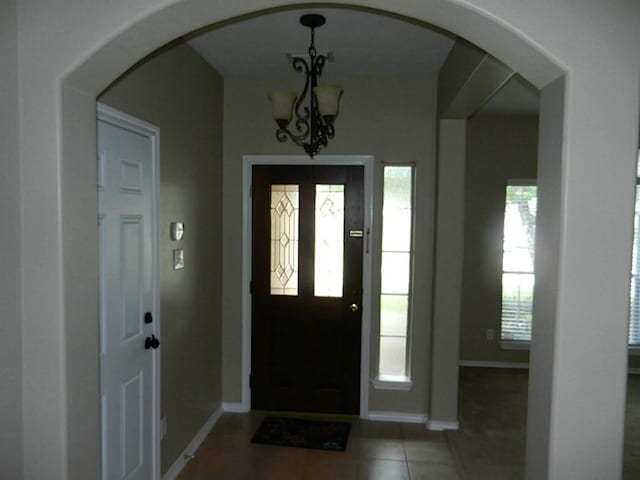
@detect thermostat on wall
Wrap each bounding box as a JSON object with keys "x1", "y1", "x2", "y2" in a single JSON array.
[{"x1": 170, "y1": 222, "x2": 184, "y2": 240}]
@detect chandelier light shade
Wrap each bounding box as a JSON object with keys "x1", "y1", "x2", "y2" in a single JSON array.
[
  {"x1": 268, "y1": 14, "x2": 343, "y2": 157},
  {"x1": 267, "y1": 91, "x2": 298, "y2": 127},
  {"x1": 313, "y1": 85, "x2": 342, "y2": 118}
]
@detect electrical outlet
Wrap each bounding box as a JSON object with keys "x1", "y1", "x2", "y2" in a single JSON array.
[
  {"x1": 486, "y1": 328, "x2": 495, "y2": 341},
  {"x1": 161, "y1": 417, "x2": 167, "y2": 440}
]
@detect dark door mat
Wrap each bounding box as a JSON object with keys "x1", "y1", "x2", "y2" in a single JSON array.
[{"x1": 251, "y1": 416, "x2": 351, "y2": 451}]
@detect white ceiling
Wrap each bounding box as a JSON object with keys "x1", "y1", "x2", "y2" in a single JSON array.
[
  {"x1": 188, "y1": 7, "x2": 539, "y2": 113},
  {"x1": 188, "y1": 8, "x2": 455, "y2": 77}
]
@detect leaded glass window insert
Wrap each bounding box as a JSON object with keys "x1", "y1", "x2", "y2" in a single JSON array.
[
  {"x1": 270, "y1": 184, "x2": 299, "y2": 296},
  {"x1": 379, "y1": 165, "x2": 414, "y2": 378},
  {"x1": 314, "y1": 184, "x2": 345, "y2": 297}
]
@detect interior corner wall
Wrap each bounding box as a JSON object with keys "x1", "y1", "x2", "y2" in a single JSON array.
[
  {"x1": 460, "y1": 115, "x2": 538, "y2": 363},
  {"x1": 0, "y1": 0, "x2": 23, "y2": 478},
  {"x1": 222, "y1": 75, "x2": 438, "y2": 414},
  {"x1": 98, "y1": 43, "x2": 224, "y2": 474}
]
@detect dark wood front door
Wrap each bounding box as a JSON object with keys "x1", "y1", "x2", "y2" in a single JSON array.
[{"x1": 251, "y1": 165, "x2": 364, "y2": 414}]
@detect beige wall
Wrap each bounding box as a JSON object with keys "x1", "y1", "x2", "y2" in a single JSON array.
[
  {"x1": 222, "y1": 75, "x2": 438, "y2": 414},
  {"x1": 0, "y1": 1, "x2": 23, "y2": 477},
  {"x1": 459, "y1": 115, "x2": 538, "y2": 363},
  {"x1": 99, "y1": 43, "x2": 224, "y2": 474}
]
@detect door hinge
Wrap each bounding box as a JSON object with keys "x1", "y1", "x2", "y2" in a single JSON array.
[{"x1": 366, "y1": 227, "x2": 371, "y2": 254}]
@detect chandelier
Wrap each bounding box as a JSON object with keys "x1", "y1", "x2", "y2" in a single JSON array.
[{"x1": 268, "y1": 14, "x2": 343, "y2": 157}]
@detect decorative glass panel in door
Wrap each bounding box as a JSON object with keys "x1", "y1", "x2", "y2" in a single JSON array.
[
  {"x1": 314, "y1": 184, "x2": 344, "y2": 297},
  {"x1": 270, "y1": 185, "x2": 299, "y2": 296}
]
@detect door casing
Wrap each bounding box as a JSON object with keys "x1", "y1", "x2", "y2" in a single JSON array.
[{"x1": 241, "y1": 155, "x2": 374, "y2": 416}]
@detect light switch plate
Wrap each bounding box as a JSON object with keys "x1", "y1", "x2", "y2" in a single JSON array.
[
  {"x1": 160, "y1": 417, "x2": 167, "y2": 440},
  {"x1": 173, "y1": 249, "x2": 184, "y2": 270}
]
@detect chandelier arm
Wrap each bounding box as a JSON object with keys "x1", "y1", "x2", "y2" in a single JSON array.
[
  {"x1": 309, "y1": 107, "x2": 322, "y2": 145},
  {"x1": 308, "y1": 53, "x2": 319, "y2": 150},
  {"x1": 275, "y1": 126, "x2": 307, "y2": 147},
  {"x1": 304, "y1": 112, "x2": 331, "y2": 157},
  {"x1": 293, "y1": 116, "x2": 310, "y2": 137},
  {"x1": 292, "y1": 57, "x2": 311, "y2": 124},
  {"x1": 324, "y1": 122, "x2": 335, "y2": 139},
  {"x1": 314, "y1": 55, "x2": 326, "y2": 77}
]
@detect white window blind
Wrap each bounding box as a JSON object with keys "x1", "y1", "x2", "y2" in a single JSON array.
[
  {"x1": 501, "y1": 183, "x2": 537, "y2": 342},
  {"x1": 629, "y1": 157, "x2": 640, "y2": 345}
]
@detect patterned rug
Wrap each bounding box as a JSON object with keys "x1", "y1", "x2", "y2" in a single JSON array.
[{"x1": 251, "y1": 416, "x2": 351, "y2": 452}]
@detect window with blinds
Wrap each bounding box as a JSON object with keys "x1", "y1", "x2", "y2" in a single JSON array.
[
  {"x1": 500, "y1": 165, "x2": 640, "y2": 346},
  {"x1": 629, "y1": 158, "x2": 640, "y2": 345},
  {"x1": 501, "y1": 182, "x2": 537, "y2": 342}
]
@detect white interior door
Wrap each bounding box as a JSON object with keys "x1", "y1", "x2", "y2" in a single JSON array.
[{"x1": 98, "y1": 104, "x2": 160, "y2": 480}]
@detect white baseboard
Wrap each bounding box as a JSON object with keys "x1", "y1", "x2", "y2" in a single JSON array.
[
  {"x1": 461, "y1": 361, "x2": 640, "y2": 374},
  {"x1": 364, "y1": 411, "x2": 428, "y2": 424},
  {"x1": 222, "y1": 401, "x2": 249, "y2": 413},
  {"x1": 427, "y1": 419, "x2": 460, "y2": 431},
  {"x1": 162, "y1": 405, "x2": 223, "y2": 480},
  {"x1": 459, "y1": 360, "x2": 529, "y2": 369}
]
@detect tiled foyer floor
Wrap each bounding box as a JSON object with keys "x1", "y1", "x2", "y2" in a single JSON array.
[
  {"x1": 179, "y1": 412, "x2": 461, "y2": 479},
  {"x1": 178, "y1": 368, "x2": 640, "y2": 479}
]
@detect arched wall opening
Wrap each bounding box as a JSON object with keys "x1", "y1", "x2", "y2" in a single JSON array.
[{"x1": 36, "y1": 1, "x2": 637, "y2": 478}]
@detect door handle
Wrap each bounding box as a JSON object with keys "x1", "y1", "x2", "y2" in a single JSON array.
[
  {"x1": 350, "y1": 303, "x2": 359, "y2": 313},
  {"x1": 144, "y1": 334, "x2": 160, "y2": 350}
]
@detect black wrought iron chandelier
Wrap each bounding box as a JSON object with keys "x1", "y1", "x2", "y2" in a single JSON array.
[{"x1": 268, "y1": 14, "x2": 343, "y2": 157}]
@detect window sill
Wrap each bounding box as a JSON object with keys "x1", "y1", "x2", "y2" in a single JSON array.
[
  {"x1": 371, "y1": 375, "x2": 413, "y2": 391},
  {"x1": 499, "y1": 340, "x2": 530, "y2": 351}
]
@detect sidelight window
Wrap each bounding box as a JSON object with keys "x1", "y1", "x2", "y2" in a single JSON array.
[{"x1": 378, "y1": 165, "x2": 414, "y2": 380}]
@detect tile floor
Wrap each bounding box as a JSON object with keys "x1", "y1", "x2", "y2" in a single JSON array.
[
  {"x1": 177, "y1": 368, "x2": 640, "y2": 479},
  {"x1": 178, "y1": 413, "x2": 460, "y2": 480}
]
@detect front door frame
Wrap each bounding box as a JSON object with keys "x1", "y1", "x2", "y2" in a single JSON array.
[{"x1": 241, "y1": 155, "x2": 374, "y2": 417}]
